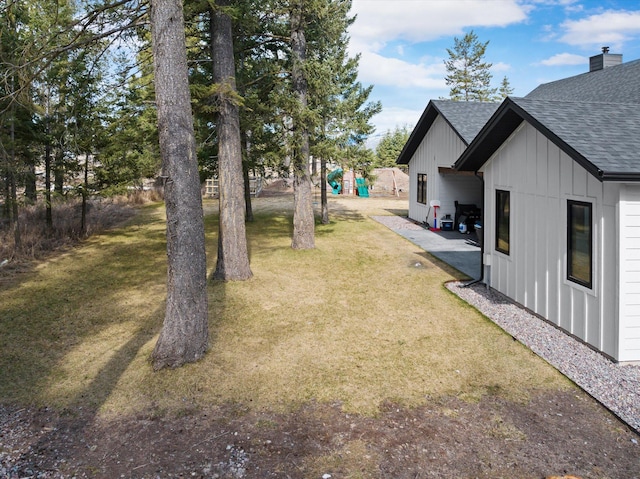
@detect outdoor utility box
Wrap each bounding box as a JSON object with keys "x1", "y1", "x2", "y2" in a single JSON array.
[{"x1": 440, "y1": 219, "x2": 454, "y2": 231}]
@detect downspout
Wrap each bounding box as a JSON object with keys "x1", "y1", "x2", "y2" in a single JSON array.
[{"x1": 463, "y1": 170, "x2": 485, "y2": 287}]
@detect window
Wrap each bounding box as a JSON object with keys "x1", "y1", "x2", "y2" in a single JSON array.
[
  {"x1": 495, "y1": 189, "x2": 510, "y2": 255},
  {"x1": 417, "y1": 174, "x2": 427, "y2": 204},
  {"x1": 567, "y1": 200, "x2": 592, "y2": 288}
]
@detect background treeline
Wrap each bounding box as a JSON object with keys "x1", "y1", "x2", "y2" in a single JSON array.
[{"x1": 0, "y1": 0, "x2": 409, "y2": 242}]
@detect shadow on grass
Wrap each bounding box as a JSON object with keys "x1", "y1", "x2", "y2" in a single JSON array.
[
  {"x1": 0, "y1": 207, "x2": 178, "y2": 474},
  {"x1": 0, "y1": 207, "x2": 168, "y2": 405}
]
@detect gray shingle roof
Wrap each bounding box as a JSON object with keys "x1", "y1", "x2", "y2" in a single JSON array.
[
  {"x1": 430, "y1": 100, "x2": 501, "y2": 144},
  {"x1": 455, "y1": 58, "x2": 640, "y2": 180},
  {"x1": 396, "y1": 100, "x2": 499, "y2": 165},
  {"x1": 526, "y1": 58, "x2": 640, "y2": 103},
  {"x1": 512, "y1": 98, "x2": 640, "y2": 178},
  {"x1": 455, "y1": 97, "x2": 640, "y2": 181}
]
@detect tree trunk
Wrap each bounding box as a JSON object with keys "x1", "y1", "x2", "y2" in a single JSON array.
[
  {"x1": 44, "y1": 134, "x2": 52, "y2": 230},
  {"x1": 9, "y1": 103, "x2": 20, "y2": 248},
  {"x1": 211, "y1": 0, "x2": 252, "y2": 281},
  {"x1": 24, "y1": 159, "x2": 36, "y2": 204},
  {"x1": 81, "y1": 152, "x2": 89, "y2": 236},
  {"x1": 150, "y1": 0, "x2": 209, "y2": 370},
  {"x1": 54, "y1": 148, "x2": 64, "y2": 195},
  {"x1": 290, "y1": 4, "x2": 315, "y2": 249},
  {"x1": 321, "y1": 156, "x2": 328, "y2": 224},
  {"x1": 242, "y1": 160, "x2": 254, "y2": 222}
]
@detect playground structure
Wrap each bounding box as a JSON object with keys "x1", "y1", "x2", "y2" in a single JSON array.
[
  {"x1": 327, "y1": 167, "x2": 343, "y2": 194},
  {"x1": 327, "y1": 168, "x2": 369, "y2": 197}
]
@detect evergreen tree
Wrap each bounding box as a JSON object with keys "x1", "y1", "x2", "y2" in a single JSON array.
[
  {"x1": 211, "y1": 0, "x2": 252, "y2": 281},
  {"x1": 97, "y1": 51, "x2": 160, "y2": 194},
  {"x1": 288, "y1": 0, "x2": 315, "y2": 250},
  {"x1": 150, "y1": 0, "x2": 209, "y2": 370},
  {"x1": 444, "y1": 30, "x2": 496, "y2": 102},
  {"x1": 375, "y1": 126, "x2": 410, "y2": 168},
  {"x1": 496, "y1": 75, "x2": 514, "y2": 100},
  {"x1": 305, "y1": 0, "x2": 380, "y2": 224}
]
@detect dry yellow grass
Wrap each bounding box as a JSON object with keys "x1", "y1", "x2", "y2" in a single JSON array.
[{"x1": 0, "y1": 194, "x2": 569, "y2": 419}]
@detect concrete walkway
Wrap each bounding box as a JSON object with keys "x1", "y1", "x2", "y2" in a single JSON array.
[{"x1": 372, "y1": 216, "x2": 482, "y2": 280}]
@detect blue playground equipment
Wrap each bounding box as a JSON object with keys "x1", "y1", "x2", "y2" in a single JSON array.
[
  {"x1": 355, "y1": 178, "x2": 369, "y2": 197},
  {"x1": 327, "y1": 168, "x2": 343, "y2": 194}
]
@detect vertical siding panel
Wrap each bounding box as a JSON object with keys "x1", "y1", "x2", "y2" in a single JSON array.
[
  {"x1": 510, "y1": 131, "x2": 525, "y2": 303},
  {"x1": 620, "y1": 185, "x2": 640, "y2": 361},
  {"x1": 571, "y1": 164, "x2": 591, "y2": 341},
  {"x1": 547, "y1": 144, "x2": 561, "y2": 325},
  {"x1": 546, "y1": 195, "x2": 560, "y2": 324},
  {"x1": 558, "y1": 155, "x2": 573, "y2": 332},
  {"x1": 409, "y1": 115, "x2": 470, "y2": 226},
  {"x1": 534, "y1": 132, "x2": 548, "y2": 316},
  {"x1": 586, "y1": 176, "x2": 603, "y2": 349},
  {"x1": 601, "y1": 185, "x2": 619, "y2": 358}
]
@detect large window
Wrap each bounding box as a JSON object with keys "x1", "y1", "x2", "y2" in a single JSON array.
[
  {"x1": 567, "y1": 200, "x2": 592, "y2": 288},
  {"x1": 417, "y1": 174, "x2": 427, "y2": 204},
  {"x1": 495, "y1": 189, "x2": 510, "y2": 255}
]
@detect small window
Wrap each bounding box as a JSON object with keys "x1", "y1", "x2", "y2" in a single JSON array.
[
  {"x1": 567, "y1": 200, "x2": 592, "y2": 288},
  {"x1": 495, "y1": 189, "x2": 510, "y2": 255},
  {"x1": 417, "y1": 174, "x2": 427, "y2": 205}
]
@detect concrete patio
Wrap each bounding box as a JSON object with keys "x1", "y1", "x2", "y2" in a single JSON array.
[{"x1": 372, "y1": 216, "x2": 482, "y2": 280}]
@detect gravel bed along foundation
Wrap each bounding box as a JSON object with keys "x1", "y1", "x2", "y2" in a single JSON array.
[{"x1": 447, "y1": 281, "x2": 640, "y2": 434}]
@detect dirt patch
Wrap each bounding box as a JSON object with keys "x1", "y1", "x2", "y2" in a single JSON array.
[
  {"x1": 2, "y1": 389, "x2": 639, "y2": 478},
  {"x1": 3, "y1": 192, "x2": 640, "y2": 478}
]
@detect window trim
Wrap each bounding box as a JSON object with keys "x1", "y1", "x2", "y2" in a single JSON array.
[
  {"x1": 567, "y1": 199, "x2": 593, "y2": 289},
  {"x1": 417, "y1": 173, "x2": 427, "y2": 205},
  {"x1": 495, "y1": 189, "x2": 510, "y2": 256}
]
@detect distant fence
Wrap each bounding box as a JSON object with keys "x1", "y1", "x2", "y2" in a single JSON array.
[{"x1": 205, "y1": 177, "x2": 263, "y2": 198}]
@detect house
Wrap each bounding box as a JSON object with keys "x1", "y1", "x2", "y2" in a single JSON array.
[
  {"x1": 453, "y1": 52, "x2": 640, "y2": 362},
  {"x1": 396, "y1": 100, "x2": 499, "y2": 229}
]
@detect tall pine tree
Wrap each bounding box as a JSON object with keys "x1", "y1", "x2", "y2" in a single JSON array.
[{"x1": 444, "y1": 30, "x2": 496, "y2": 102}]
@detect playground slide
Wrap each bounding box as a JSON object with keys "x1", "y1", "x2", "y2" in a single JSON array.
[
  {"x1": 356, "y1": 178, "x2": 369, "y2": 197},
  {"x1": 327, "y1": 168, "x2": 343, "y2": 194}
]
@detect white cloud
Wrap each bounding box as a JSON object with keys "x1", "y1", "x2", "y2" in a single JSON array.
[
  {"x1": 350, "y1": 0, "x2": 528, "y2": 49},
  {"x1": 492, "y1": 62, "x2": 511, "y2": 73},
  {"x1": 539, "y1": 52, "x2": 586, "y2": 66},
  {"x1": 358, "y1": 51, "x2": 447, "y2": 89},
  {"x1": 559, "y1": 10, "x2": 640, "y2": 49},
  {"x1": 366, "y1": 107, "x2": 424, "y2": 147}
]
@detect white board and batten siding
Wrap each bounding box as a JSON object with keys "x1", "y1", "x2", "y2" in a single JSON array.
[
  {"x1": 619, "y1": 185, "x2": 640, "y2": 362},
  {"x1": 408, "y1": 115, "x2": 470, "y2": 225},
  {"x1": 481, "y1": 121, "x2": 629, "y2": 361}
]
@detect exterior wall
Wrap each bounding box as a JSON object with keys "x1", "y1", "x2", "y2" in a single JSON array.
[
  {"x1": 481, "y1": 121, "x2": 625, "y2": 360},
  {"x1": 619, "y1": 184, "x2": 640, "y2": 361},
  {"x1": 407, "y1": 115, "x2": 470, "y2": 225}
]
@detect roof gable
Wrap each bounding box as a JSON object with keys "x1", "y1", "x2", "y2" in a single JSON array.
[
  {"x1": 455, "y1": 97, "x2": 640, "y2": 181},
  {"x1": 396, "y1": 100, "x2": 499, "y2": 165}
]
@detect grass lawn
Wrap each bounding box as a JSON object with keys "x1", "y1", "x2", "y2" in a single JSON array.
[{"x1": 0, "y1": 194, "x2": 569, "y2": 419}]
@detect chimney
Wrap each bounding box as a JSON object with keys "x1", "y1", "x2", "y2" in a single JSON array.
[{"x1": 589, "y1": 47, "x2": 622, "y2": 72}]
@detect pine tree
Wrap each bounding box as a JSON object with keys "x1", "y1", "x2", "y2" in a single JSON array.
[
  {"x1": 211, "y1": 0, "x2": 253, "y2": 281},
  {"x1": 375, "y1": 126, "x2": 410, "y2": 168},
  {"x1": 444, "y1": 30, "x2": 496, "y2": 102},
  {"x1": 149, "y1": 0, "x2": 209, "y2": 370},
  {"x1": 495, "y1": 75, "x2": 514, "y2": 100}
]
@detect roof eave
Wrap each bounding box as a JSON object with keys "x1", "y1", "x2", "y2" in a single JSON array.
[
  {"x1": 454, "y1": 98, "x2": 523, "y2": 172},
  {"x1": 600, "y1": 171, "x2": 640, "y2": 182},
  {"x1": 454, "y1": 98, "x2": 612, "y2": 183}
]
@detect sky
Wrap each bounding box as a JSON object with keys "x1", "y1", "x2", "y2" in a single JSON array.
[{"x1": 346, "y1": 0, "x2": 640, "y2": 145}]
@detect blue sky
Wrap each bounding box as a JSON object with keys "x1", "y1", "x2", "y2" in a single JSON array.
[{"x1": 346, "y1": 0, "x2": 640, "y2": 145}]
